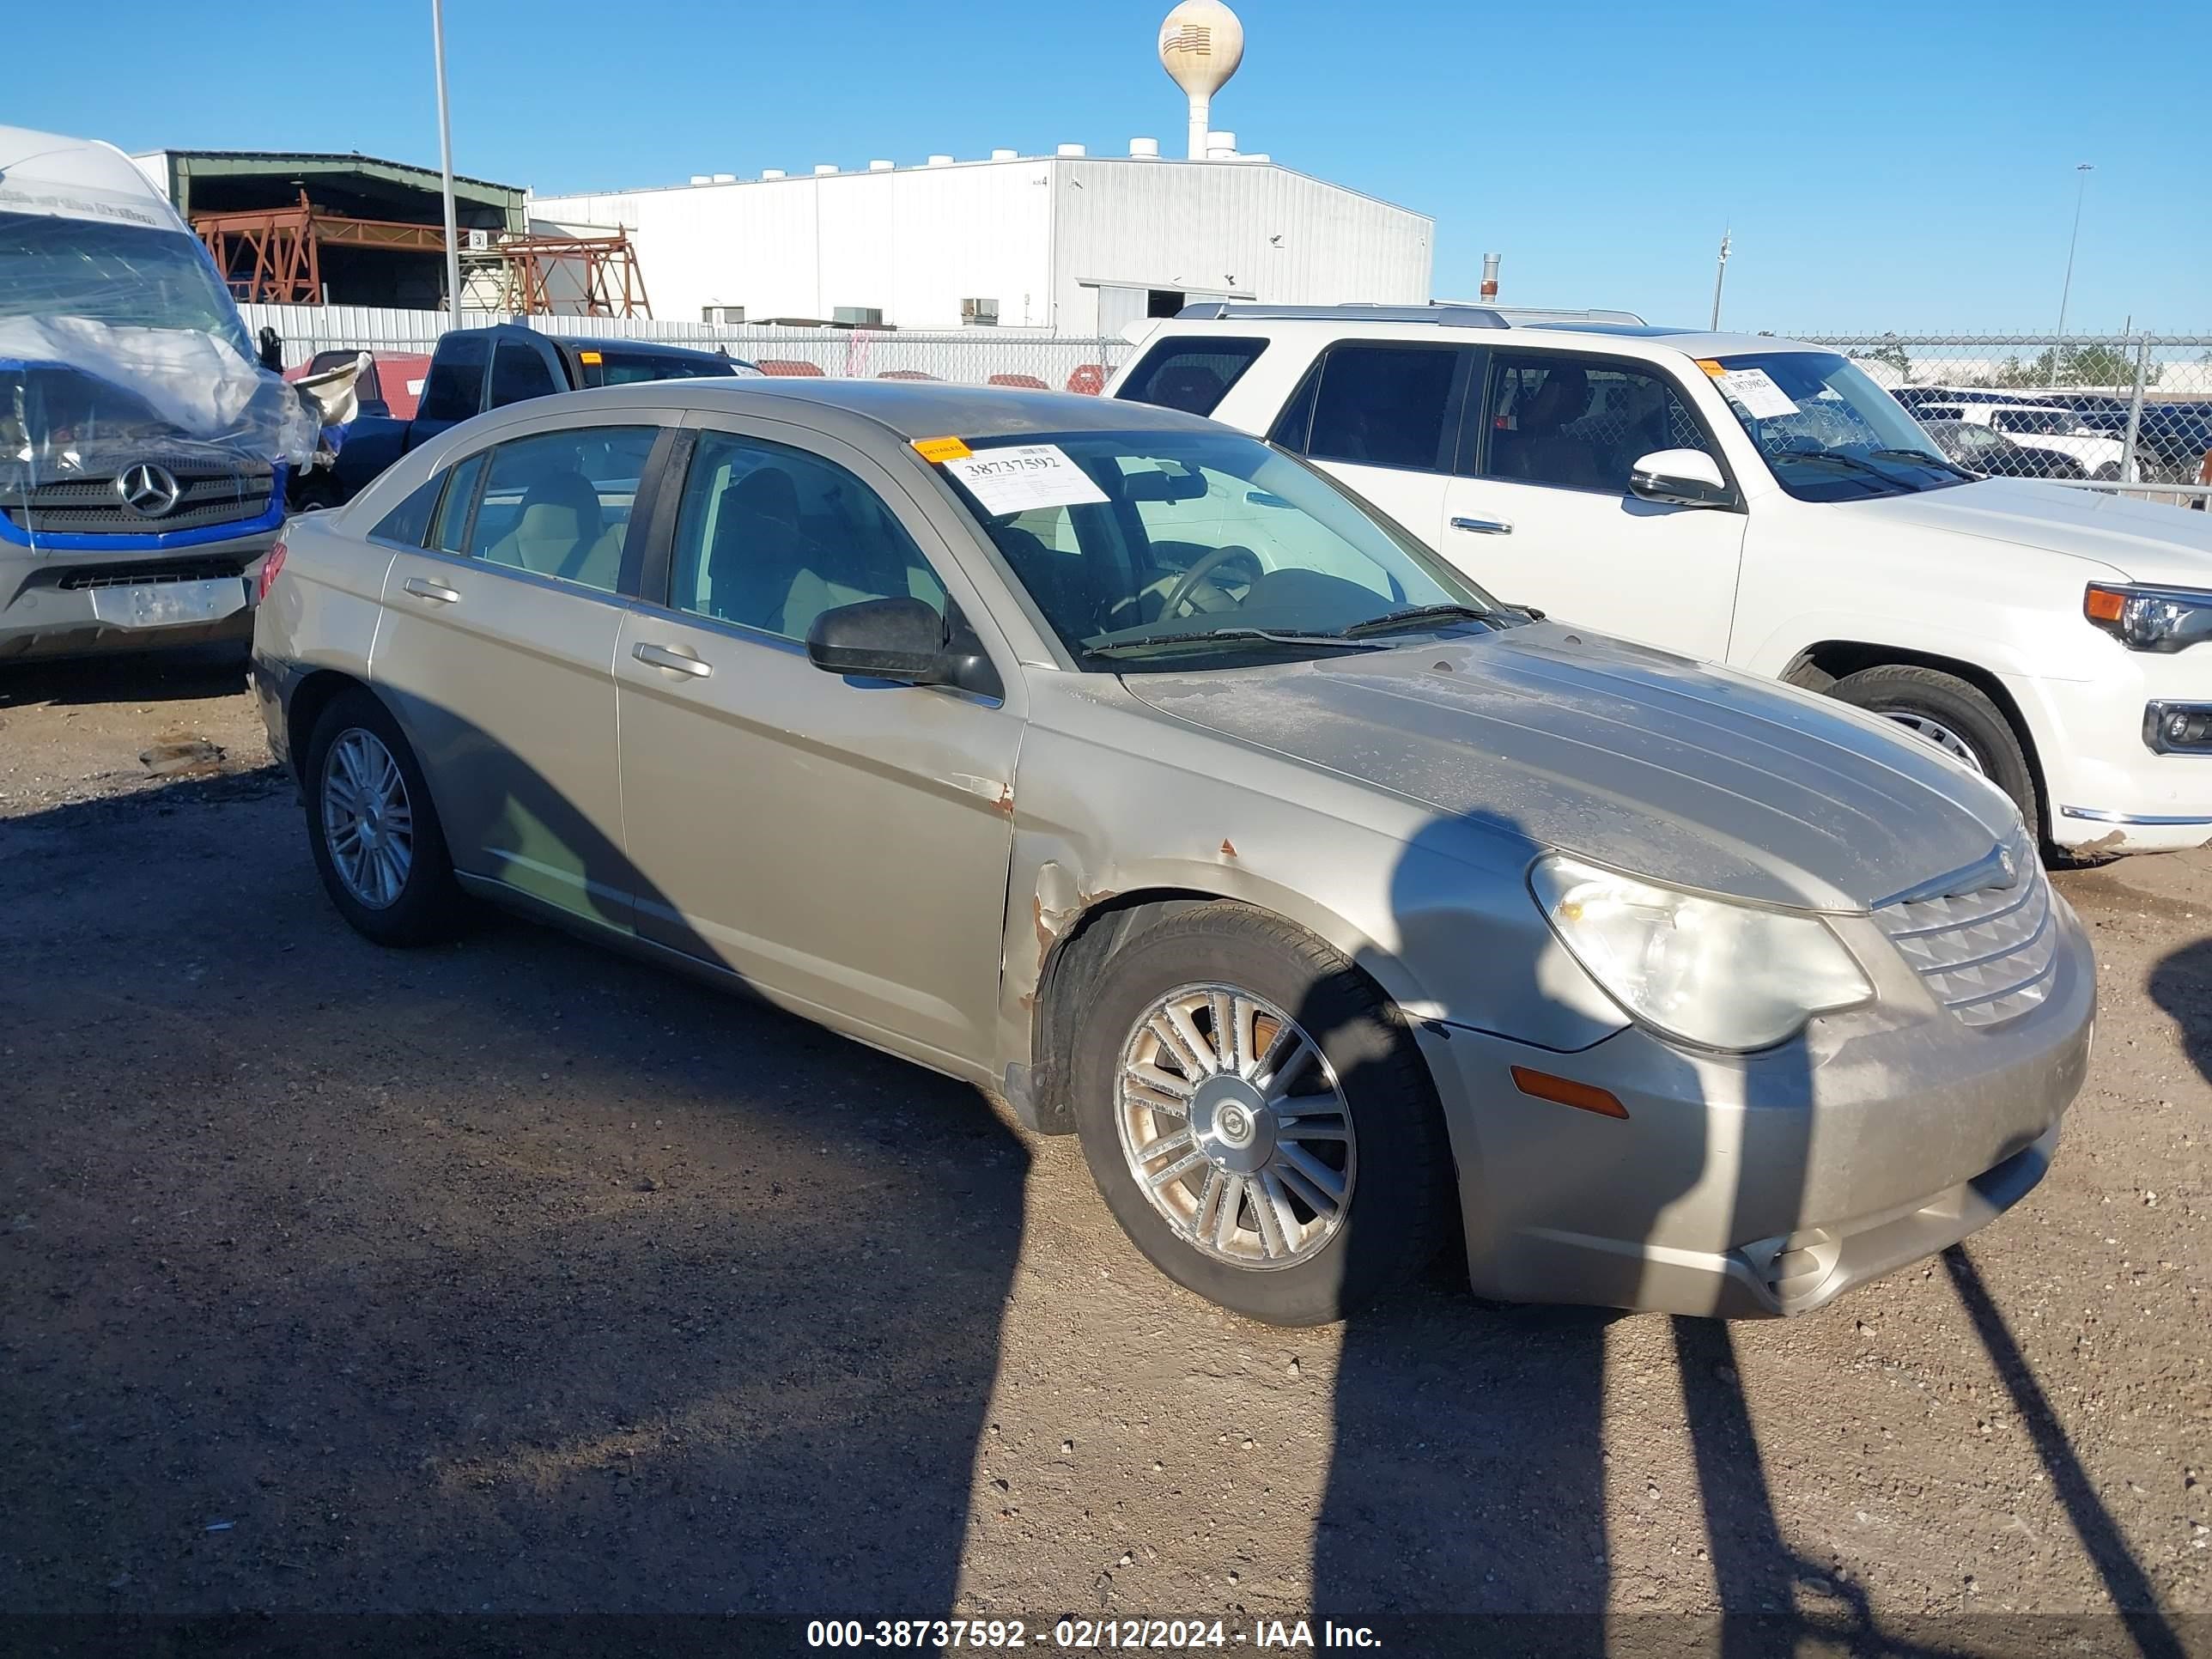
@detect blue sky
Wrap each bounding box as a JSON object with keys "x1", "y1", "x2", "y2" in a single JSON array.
[{"x1": 12, "y1": 0, "x2": 2205, "y2": 333}]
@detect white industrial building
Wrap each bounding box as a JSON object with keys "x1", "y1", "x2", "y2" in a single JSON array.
[{"x1": 530, "y1": 144, "x2": 1433, "y2": 337}]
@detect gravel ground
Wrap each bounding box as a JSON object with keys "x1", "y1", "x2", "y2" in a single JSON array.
[{"x1": 2, "y1": 650, "x2": 2207, "y2": 1650}]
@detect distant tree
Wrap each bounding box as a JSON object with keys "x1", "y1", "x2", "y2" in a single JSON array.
[
  {"x1": 1850, "y1": 338, "x2": 1912, "y2": 381},
  {"x1": 1993, "y1": 343, "x2": 2137, "y2": 389}
]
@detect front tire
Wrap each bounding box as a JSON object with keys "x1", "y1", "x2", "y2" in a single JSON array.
[
  {"x1": 302, "y1": 688, "x2": 467, "y2": 945},
  {"x1": 1827, "y1": 665, "x2": 2040, "y2": 845},
  {"x1": 1070, "y1": 902, "x2": 1453, "y2": 1326}
]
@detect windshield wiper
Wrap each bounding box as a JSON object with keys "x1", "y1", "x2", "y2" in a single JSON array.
[
  {"x1": 1340, "y1": 601, "x2": 1522, "y2": 639},
  {"x1": 1082, "y1": 626, "x2": 1388, "y2": 659},
  {"x1": 1869, "y1": 447, "x2": 1976, "y2": 480}
]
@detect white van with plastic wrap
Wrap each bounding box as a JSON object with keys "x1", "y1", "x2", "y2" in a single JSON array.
[{"x1": 0, "y1": 125, "x2": 349, "y2": 662}]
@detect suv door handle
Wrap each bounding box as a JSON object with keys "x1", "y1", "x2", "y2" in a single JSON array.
[
  {"x1": 402, "y1": 576, "x2": 462, "y2": 603},
  {"x1": 633, "y1": 641, "x2": 713, "y2": 678},
  {"x1": 1449, "y1": 516, "x2": 1514, "y2": 536}
]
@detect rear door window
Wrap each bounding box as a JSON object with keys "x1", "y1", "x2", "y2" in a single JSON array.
[
  {"x1": 466, "y1": 427, "x2": 660, "y2": 594},
  {"x1": 1115, "y1": 337, "x2": 1269, "y2": 416},
  {"x1": 489, "y1": 337, "x2": 562, "y2": 408},
  {"x1": 1302, "y1": 344, "x2": 1468, "y2": 472},
  {"x1": 416, "y1": 332, "x2": 490, "y2": 424},
  {"x1": 429, "y1": 453, "x2": 487, "y2": 555}
]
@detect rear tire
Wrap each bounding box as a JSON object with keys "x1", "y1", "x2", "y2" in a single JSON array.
[
  {"x1": 302, "y1": 688, "x2": 468, "y2": 946},
  {"x1": 1069, "y1": 902, "x2": 1453, "y2": 1326},
  {"x1": 1827, "y1": 665, "x2": 2040, "y2": 845}
]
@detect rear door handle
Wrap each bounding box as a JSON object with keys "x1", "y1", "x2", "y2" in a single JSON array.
[
  {"x1": 1449, "y1": 515, "x2": 1514, "y2": 536},
  {"x1": 402, "y1": 576, "x2": 462, "y2": 603},
  {"x1": 633, "y1": 641, "x2": 713, "y2": 678}
]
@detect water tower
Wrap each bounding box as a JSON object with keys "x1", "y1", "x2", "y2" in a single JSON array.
[{"x1": 1158, "y1": 0, "x2": 1245, "y2": 161}]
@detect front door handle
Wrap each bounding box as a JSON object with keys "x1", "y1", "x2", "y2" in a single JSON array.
[
  {"x1": 402, "y1": 575, "x2": 462, "y2": 603},
  {"x1": 1449, "y1": 515, "x2": 1514, "y2": 536},
  {"x1": 633, "y1": 641, "x2": 713, "y2": 678}
]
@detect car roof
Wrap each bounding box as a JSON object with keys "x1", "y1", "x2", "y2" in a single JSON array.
[
  {"x1": 544, "y1": 375, "x2": 1224, "y2": 443},
  {"x1": 1144, "y1": 313, "x2": 1822, "y2": 361}
]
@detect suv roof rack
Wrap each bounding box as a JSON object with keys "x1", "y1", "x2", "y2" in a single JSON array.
[
  {"x1": 1490, "y1": 306, "x2": 1648, "y2": 325},
  {"x1": 1174, "y1": 301, "x2": 1509, "y2": 330}
]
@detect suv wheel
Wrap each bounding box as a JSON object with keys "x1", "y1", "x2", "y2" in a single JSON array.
[
  {"x1": 1828, "y1": 665, "x2": 2039, "y2": 845},
  {"x1": 303, "y1": 689, "x2": 467, "y2": 945},
  {"x1": 1070, "y1": 902, "x2": 1452, "y2": 1326}
]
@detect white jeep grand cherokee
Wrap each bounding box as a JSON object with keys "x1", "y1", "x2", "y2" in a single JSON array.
[{"x1": 1109, "y1": 305, "x2": 2212, "y2": 855}]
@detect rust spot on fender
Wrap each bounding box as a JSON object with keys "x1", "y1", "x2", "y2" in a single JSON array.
[
  {"x1": 1219, "y1": 838, "x2": 1237, "y2": 859},
  {"x1": 993, "y1": 783, "x2": 1015, "y2": 818},
  {"x1": 1032, "y1": 894, "x2": 1054, "y2": 957}
]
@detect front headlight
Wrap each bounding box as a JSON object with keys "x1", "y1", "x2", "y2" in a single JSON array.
[
  {"x1": 2086, "y1": 583, "x2": 2212, "y2": 653},
  {"x1": 1530, "y1": 855, "x2": 1873, "y2": 1052}
]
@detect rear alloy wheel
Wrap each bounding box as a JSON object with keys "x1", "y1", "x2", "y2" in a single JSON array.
[
  {"x1": 1072, "y1": 902, "x2": 1452, "y2": 1325},
  {"x1": 1827, "y1": 664, "x2": 2040, "y2": 846},
  {"x1": 303, "y1": 689, "x2": 467, "y2": 945}
]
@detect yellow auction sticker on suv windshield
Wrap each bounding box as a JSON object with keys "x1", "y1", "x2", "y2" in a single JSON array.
[{"x1": 912, "y1": 435, "x2": 972, "y2": 462}]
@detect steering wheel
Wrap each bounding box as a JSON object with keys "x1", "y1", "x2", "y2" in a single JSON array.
[{"x1": 1158, "y1": 544, "x2": 1261, "y2": 621}]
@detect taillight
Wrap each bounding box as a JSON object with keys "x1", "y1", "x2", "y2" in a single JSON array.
[{"x1": 257, "y1": 539, "x2": 288, "y2": 603}]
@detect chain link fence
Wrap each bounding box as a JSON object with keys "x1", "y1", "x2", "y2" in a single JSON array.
[
  {"x1": 239, "y1": 303, "x2": 1131, "y2": 398},
  {"x1": 1794, "y1": 334, "x2": 2212, "y2": 504},
  {"x1": 243, "y1": 306, "x2": 2212, "y2": 506}
]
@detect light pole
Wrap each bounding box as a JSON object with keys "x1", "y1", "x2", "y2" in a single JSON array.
[
  {"x1": 2051, "y1": 161, "x2": 2093, "y2": 384},
  {"x1": 431, "y1": 0, "x2": 463, "y2": 330},
  {"x1": 1710, "y1": 228, "x2": 1731, "y2": 331}
]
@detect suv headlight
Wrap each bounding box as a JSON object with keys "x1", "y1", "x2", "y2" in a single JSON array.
[
  {"x1": 2086, "y1": 583, "x2": 2212, "y2": 653},
  {"x1": 1530, "y1": 855, "x2": 1873, "y2": 1052}
]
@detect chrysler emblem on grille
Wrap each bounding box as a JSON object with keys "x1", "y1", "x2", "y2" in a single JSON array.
[{"x1": 115, "y1": 462, "x2": 182, "y2": 519}]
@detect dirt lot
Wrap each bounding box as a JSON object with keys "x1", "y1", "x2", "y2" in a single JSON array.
[{"x1": 2, "y1": 650, "x2": 2208, "y2": 1650}]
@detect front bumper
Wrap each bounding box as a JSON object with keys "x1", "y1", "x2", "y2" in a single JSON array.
[
  {"x1": 1416, "y1": 891, "x2": 2096, "y2": 1318},
  {"x1": 0, "y1": 526, "x2": 278, "y2": 663},
  {"x1": 2014, "y1": 649, "x2": 2212, "y2": 854}
]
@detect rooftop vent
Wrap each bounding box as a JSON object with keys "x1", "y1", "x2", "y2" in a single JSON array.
[
  {"x1": 1129, "y1": 137, "x2": 1161, "y2": 158},
  {"x1": 711, "y1": 173, "x2": 736, "y2": 184},
  {"x1": 990, "y1": 148, "x2": 1018, "y2": 161},
  {"x1": 813, "y1": 163, "x2": 839, "y2": 175},
  {"x1": 1205, "y1": 131, "x2": 1237, "y2": 158},
  {"x1": 927, "y1": 154, "x2": 955, "y2": 167},
  {"x1": 689, "y1": 174, "x2": 712, "y2": 185},
  {"x1": 868, "y1": 159, "x2": 894, "y2": 172},
  {"x1": 1057, "y1": 143, "x2": 1086, "y2": 156},
  {"x1": 762, "y1": 168, "x2": 787, "y2": 180}
]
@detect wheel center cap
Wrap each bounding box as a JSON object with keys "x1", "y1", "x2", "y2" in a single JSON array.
[{"x1": 1190, "y1": 1074, "x2": 1274, "y2": 1176}]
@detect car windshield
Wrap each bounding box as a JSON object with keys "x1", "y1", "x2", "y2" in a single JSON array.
[
  {"x1": 938, "y1": 428, "x2": 1508, "y2": 669},
  {"x1": 1706, "y1": 350, "x2": 1969, "y2": 502},
  {"x1": 0, "y1": 210, "x2": 253, "y2": 356}
]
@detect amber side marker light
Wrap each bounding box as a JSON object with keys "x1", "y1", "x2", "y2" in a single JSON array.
[
  {"x1": 2084, "y1": 586, "x2": 2127, "y2": 624},
  {"x1": 1510, "y1": 1066, "x2": 1630, "y2": 1119}
]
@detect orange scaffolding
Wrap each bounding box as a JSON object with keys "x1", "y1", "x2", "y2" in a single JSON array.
[
  {"x1": 192, "y1": 192, "x2": 447, "y2": 306},
  {"x1": 193, "y1": 196, "x2": 653, "y2": 319},
  {"x1": 481, "y1": 233, "x2": 653, "y2": 319}
]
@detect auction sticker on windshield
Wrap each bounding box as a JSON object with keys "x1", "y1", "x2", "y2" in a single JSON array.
[
  {"x1": 943, "y1": 443, "x2": 1109, "y2": 515},
  {"x1": 1706, "y1": 366, "x2": 1799, "y2": 421}
]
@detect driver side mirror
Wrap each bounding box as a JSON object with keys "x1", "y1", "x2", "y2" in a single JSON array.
[
  {"x1": 805, "y1": 596, "x2": 1002, "y2": 698},
  {"x1": 1628, "y1": 448, "x2": 1735, "y2": 509}
]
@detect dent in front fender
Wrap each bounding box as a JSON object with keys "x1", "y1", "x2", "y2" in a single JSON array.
[{"x1": 990, "y1": 691, "x2": 1632, "y2": 1108}]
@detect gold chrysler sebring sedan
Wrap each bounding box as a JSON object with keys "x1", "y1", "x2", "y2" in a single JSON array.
[{"x1": 253, "y1": 378, "x2": 2094, "y2": 1327}]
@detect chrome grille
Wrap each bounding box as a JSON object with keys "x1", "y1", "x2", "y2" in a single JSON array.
[
  {"x1": 1876, "y1": 849, "x2": 2058, "y2": 1029},
  {"x1": 3, "y1": 459, "x2": 275, "y2": 536}
]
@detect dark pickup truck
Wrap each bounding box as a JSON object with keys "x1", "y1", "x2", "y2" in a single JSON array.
[{"x1": 319, "y1": 324, "x2": 752, "y2": 505}]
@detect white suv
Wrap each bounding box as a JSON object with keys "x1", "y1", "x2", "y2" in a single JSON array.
[{"x1": 1109, "y1": 305, "x2": 2212, "y2": 855}]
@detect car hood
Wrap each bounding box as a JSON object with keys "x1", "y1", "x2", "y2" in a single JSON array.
[
  {"x1": 1122, "y1": 623, "x2": 2018, "y2": 912},
  {"x1": 1842, "y1": 477, "x2": 2212, "y2": 585}
]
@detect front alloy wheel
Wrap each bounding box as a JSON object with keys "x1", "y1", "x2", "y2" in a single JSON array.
[{"x1": 1116, "y1": 985, "x2": 1355, "y2": 1268}]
